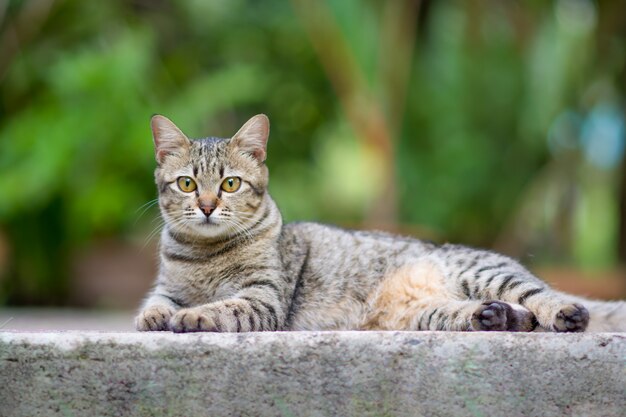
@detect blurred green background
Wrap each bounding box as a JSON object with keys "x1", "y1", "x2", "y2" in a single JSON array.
[{"x1": 1, "y1": 0, "x2": 625, "y2": 309}]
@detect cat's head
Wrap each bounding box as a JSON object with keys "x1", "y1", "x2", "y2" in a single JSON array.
[{"x1": 151, "y1": 114, "x2": 270, "y2": 240}]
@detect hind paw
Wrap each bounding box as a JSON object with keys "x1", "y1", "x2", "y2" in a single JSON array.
[
  {"x1": 553, "y1": 303, "x2": 589, "y2": 332},
  {"x1": 472, "y1": 301, "x2": 537, "y2": 332},
  {"x1": 472, "y1": 301, "x2": 509, "y2": 331}
]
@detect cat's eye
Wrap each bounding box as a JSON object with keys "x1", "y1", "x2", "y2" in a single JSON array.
[
  {"x1": 221, "y1": 177, "x2": 241, "y2": 193},
  {"x1": 177, "y1": 176, "x2": 197, "y2": 193}
]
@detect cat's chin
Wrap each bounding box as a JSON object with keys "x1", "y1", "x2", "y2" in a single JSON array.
[
  {"x1": 167, "y1": 220, "x2": 230, "y2": 241},
  {"x1": 189, "y1": 221, "x2": 230, "y2": 239}
]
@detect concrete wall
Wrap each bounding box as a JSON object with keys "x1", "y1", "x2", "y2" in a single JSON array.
[{"x1": 1, "y1": 331, "x2": 625, "y2": 416}]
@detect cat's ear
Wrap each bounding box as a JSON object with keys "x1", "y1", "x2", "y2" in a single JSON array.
[
  {"x1": 230, "y1": 114, "x2": 270, "y2": 163},
  {"x1": 151, "y1": 115, "x2": 191, "y2": 164}
]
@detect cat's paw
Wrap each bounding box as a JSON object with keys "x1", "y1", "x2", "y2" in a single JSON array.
[
  {"x1": 170, "y1": 307, "x2": 220, "y2": 333},
  {"x1": 471, "y1": 301, "x2": 537, "y2": 332},
  {"x1": 553, "y1": 303, "x2": 589, "y2": 332},
  {"x1": 135, "y1": 305, "x2": 175, "y2": 331},
  {"x1": 472, "y1": 301, "x2": 509, "y2": 331}
]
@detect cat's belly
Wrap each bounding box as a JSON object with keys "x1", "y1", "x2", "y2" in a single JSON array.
[
  {"x1": 286, "y1": 258, "x2": 453, "y2": 331},
  {"x1": 288, "y1": 296, "x2": 369, "y2": 330}
]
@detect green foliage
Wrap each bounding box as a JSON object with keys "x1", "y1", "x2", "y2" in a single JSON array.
[{"x1": 0, "y1": 0, "x2": 623, "y2": 304}]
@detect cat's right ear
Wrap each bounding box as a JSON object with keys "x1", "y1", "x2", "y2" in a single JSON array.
[{"x1": 151, "y1": 115, "x2": 191, "y2": 164}]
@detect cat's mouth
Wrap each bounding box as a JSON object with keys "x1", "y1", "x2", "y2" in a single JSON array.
[{"x1": 201, "y1": 217, "x2": 216, "y2": 226}]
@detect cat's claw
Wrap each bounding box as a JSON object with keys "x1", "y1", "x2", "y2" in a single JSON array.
[{"x1": 553, "y1": 303, "x2": 589, "y2": 332}]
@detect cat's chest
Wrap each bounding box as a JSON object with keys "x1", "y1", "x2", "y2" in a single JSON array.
[{"x1": 162, "y1": 258, "x2": 237, "y2": 306}]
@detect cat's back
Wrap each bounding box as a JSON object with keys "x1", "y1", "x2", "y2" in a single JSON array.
[{"x1": 280, "y1": 221, "x2": 431, "y2": 263}]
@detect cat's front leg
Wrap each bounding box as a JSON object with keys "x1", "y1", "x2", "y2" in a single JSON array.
[
  {"x1": 170, "y1": 290, "x2": 284, "y2": 333},
  {"x1": 135, "y1": 291, "x2": 181, "y2": 331},
  {"x1": 169, "y1": 300, "x2": 249, "y2": 333}
]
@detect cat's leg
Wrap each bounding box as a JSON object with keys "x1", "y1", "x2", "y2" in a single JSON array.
[
  {"x1": 439, "y1": 245, "x2": 589, "y2": 332},
  {"x1": 367, "y1": 297, "x2": 536, "y2": 331},
  {"x1": 135, "y1": 289, "x2": 182, "y2": 331},
  {"x1": 499, "y1": 289, "x2": 589, "y2": 332},
  {"x1": 363, "y1": 261, "x2": 537, "y2": 331},
  {"x1": 470, "y1": 301, "x2": 537, "y2": 331},
  {"x1": 169, "y1": 278, "x2": 285, "y2": 333},
  {"x1": 475, "y1": 270, "x2": 589, "y2": 332},
  {"x1": 429, "y1": 299, "x2": 537, "y2": 331}
]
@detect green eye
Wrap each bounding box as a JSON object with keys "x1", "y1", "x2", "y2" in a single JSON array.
[
  {"x1": 177, "y1": 176, "x2": 197, "y2": 193},
  {"x1": 221, "y1": 177, "x2": 241, "y2": 193}
]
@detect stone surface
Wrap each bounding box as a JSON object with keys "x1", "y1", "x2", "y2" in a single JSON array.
[{"x1": 1, "y1": 331, "x2": 625, "y2": 417}]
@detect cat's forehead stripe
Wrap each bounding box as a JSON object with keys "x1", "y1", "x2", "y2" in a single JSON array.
[{"x1": 190, "y1": 137, "x2": 229, "y2": 177}]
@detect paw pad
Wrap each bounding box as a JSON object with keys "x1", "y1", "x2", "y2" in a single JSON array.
[
  {"x1": 471, "y1": 301, "x2": 537, "y2": 332},
  {"x1": 553, "y1": 303, "x2": 589, "y2": 333},
  {"x1": 472, "y1": 301, "x2": 509, "y2": 331}
]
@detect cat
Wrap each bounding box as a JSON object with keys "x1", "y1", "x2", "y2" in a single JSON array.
[{"x1": 136, "y1": 114, "x2": 626, "y2": 333}]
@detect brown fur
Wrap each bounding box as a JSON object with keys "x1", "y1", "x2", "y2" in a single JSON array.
[{"x1": 363, "y1": 262, "x2": 449, "y2": 330}]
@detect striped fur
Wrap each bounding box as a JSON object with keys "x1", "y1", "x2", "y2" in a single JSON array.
[{"x1": 136, "y1": 115, "x2": 626, "y2": 333}]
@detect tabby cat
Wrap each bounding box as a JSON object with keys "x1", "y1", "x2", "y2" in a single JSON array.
[{"x1": 136, "y1": 114, "x2": 626, "y2": 333}]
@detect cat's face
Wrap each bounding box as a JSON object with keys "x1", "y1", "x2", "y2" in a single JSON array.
[{"x1": 151, "y1": 115, "x2": 270, "y2": 240}]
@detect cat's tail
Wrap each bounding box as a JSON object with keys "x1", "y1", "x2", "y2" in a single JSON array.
[{"x1": 577, "y1": 298, "x2": 626, "y2": 332}]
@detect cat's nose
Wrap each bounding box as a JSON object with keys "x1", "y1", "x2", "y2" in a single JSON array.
[
  {"x1": 198, "y1": 197, "x2": 217, "y2": 217},
  {"x1": 199, "y1": 202, "x2": 216, "y2": 217}
]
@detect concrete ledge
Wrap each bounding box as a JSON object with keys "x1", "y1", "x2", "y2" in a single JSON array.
[{"x1": 1, "y1": 331, "x2": 625, "y2": 416}]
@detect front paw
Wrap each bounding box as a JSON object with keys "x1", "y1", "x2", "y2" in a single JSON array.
[
  {"x1": 553, "y1": 303, "x2": 589, "y2": 332},
  {"x1": 170, "y1": 307, "x2": 220, "y2": 333},
  {"x1": 135, "y1": 305, "x2": 175, "y2": 331}
]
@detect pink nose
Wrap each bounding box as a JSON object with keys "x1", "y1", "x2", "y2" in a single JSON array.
[
  {"x1": 198, "y1": 196, "x2": 217, "y2": 217},
  {"x1": 199, "y1": 203, "x2": 215, "y2": 217}
]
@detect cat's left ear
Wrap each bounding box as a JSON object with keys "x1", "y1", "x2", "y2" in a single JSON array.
[{"x1": 230, "y1": 114, "x2": 270, "y2": 163}]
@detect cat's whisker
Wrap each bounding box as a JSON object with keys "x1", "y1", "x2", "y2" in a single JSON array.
[
  {"x1": 223, "y1": 216, "x2": 255, "y2": 242},
  {"x1": 230, "y1": 211, "x2": 259, "y2": 220},
  {"x1": 230, "y1": 212, "x2": 259, "y2": 236},
  {"x1": 227, "y1": 209, "x2": 263, "y2": 223},
  {"x1": 142, "y1": 212, "x2": 189, "y2": 251},
  {"x1": 134, "y1": 198, "x2": 159, "y2": 214},
  {"x1": 222, "y1": 217, "x2": 250, "y2": 241},
  {"x1": 142, "y1": 225, "x2": 164, "y2": 251},
  {"x1": 133, "y1": 199, "x2": 160, "y2": 226},
  {"x1": 235, "y1": 211, "x2": 264, "y2": 234}
]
